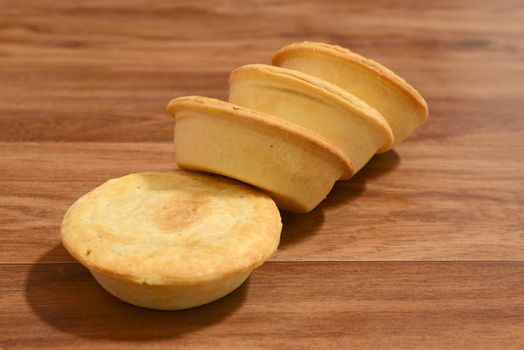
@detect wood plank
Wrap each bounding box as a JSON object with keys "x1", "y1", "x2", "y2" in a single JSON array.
[
  {"x1": 1, "y1": 260, "x2": 523, "y2": 349},
  {"x1": 0, "y1": 0, "x2": 522, "y2": 142},
  {"x1": 2, "y1": 70, "x2": 523, "y2": 144},
  {"x1": 1, "y1": 142, "x2": 522, "y2": 263},
  {"x1": 2, "y1": 0, "x2": 522, "y2": 71}
]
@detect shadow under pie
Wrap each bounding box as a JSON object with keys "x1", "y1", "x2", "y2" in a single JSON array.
[{"x1": 25, "y1": 244, "x2": 248, "y2": 341}]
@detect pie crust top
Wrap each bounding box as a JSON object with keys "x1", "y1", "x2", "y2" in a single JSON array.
[{"x1": 61, "y1": 171, "x2": 282, "y2": 285}]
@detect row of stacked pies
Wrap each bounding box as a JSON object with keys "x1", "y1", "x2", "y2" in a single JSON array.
[
  {"x1": 168, "y1": 42, "x2": 428, "y2": 213},
  {"x1": 61, "y1": 42, "x2": 428, "y2": 310}
]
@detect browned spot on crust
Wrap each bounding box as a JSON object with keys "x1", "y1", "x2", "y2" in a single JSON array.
[{"x1": 152, "y1": 194, "x2": 211, "y2": 232}]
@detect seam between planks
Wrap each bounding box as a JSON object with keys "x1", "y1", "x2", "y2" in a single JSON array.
[{"x1": 2, "y1": 260, "x2": 524, "y2": 266}]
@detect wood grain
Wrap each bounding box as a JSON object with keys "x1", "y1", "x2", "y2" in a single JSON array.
[
  {"x1": 2, "y1": 258, "x2": 524, "y2": 350},
  {"x1": 1, "y1": 0, "x2": 523, "y2": 348},
  {"x1": 1, "y1": 142, "x2": 522, "y2": 264}
]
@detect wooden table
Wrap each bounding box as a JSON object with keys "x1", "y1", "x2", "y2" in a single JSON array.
[{"x1": 1, "y1": 1, "x2": 523, "y2": 349}]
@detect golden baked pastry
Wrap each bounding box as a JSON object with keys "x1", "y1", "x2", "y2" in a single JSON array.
[
  {"x1": 61, "y1": 171, "x2": 281, "y2": 310},
  {"x1": 167, "y1": 96, "x2": 353, "y2": 212},
  {"x1": 228, "y1": 64, "x2": 393, "y2": 175},
  {"x1": 272, "y1": 42, "x2": 428, "y2": 143}
]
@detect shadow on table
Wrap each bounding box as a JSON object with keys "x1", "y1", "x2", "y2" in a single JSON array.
[
  {"x1": 279, "y1": 150, "x2": 400, "y2": 249},
  {"x1": 25, "y1": 244, "x2": 248, "y2": 341}
]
